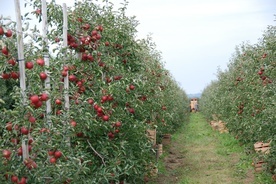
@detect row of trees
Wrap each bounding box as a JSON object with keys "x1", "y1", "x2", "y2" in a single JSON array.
[
  {"x1": 0, "y1": 0, "x2": 189, "y2": 183},
  {"x1": 200, "y1": 23, "x2": 275, "y2": 179}
]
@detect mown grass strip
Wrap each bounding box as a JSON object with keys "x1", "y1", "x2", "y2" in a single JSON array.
[{"x1": 150, "y1": 113, "x2": 275, "y2": 184}]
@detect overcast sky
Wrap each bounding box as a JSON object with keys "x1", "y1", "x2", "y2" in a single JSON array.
[{"x1": 1, "y1": 0, "x2": 275, "y2": 94}]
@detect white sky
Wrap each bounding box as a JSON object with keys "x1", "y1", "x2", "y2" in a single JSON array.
[{"x1": 1, "y1": 0, "x2": 275, "y2": 94}]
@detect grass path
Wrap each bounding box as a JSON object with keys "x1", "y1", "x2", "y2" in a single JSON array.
[{"x1": 150, "y1": 113, "x2": 259, "y2": 184}]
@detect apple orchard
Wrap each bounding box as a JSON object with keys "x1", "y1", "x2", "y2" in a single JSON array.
[{"x1": 0, "y1": 0, "x2": 190, "y2": 183}]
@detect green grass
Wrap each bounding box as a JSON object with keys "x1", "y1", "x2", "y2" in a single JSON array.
[{"x1": 149, "y1": 113, "x2": 275, "y2": 184}]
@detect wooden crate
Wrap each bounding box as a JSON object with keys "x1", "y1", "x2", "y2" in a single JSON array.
[
  {"x1": 253, "y1": 160, "x2": 267, "y2": 173},
  {"x1": 162, "y1": 134, "x2": 171, "y2": 146},
  {"x1": 253, "y1": 140, "x2": 272, "y2": 173},
  {"x1": 254, "y1": 141, "x2": 271, "y2": 154},
  {"x1": 146, "y1": 129, "x2": 156, "y2": 146}
]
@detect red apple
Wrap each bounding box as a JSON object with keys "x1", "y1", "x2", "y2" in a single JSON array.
[
  {"x1": 5, "y1": 29, "x2": 12, "y2": 37},
  {"x1": 30, "y1": 95, "x2": 40, "y2": 104},
  {"x1": 2, "y1": 149, "x2": 12, "y2": 159},
  {"x1": 39, "y1": 72, "x2": 47, "y2": 80},
  {"x1": 25, "y1": 61, "x2": 34, "y2": 69},
  {"x1": 82, "y1": 23, "x2": 90, "y2": 30},
  {"x1": 40, "y1": 93, "x2": 48, "y2": 101},
  {"x1": 49, "y1": 157, "x2": 56, "y2": 164},
  {"x1": 6, "y1": 122, "x2": 13, "y2": 131},
  {"x1": 24, "y1": 158, "x2": 37, "y2": 170},
  {"x1": 114, "y1": 121, "x2": 122, "y2": 128},
  {"x1": 10, "y1": 71, "x2": 19, "y2": 79},
  {"x1": 61, "y1": 70, "x2": 67, "y2": 77},
  {"x1": 102, "y1": 115, "x2": 109, "y2": 121},
  {"x1": 2, "y1": 46, "x2": 9, "y2": 56},
  {"x1": 0, "y1": 26, "x2": 4, "y2": 35},
  {"x1": 20, "y1": 127, "x2": 29, "y2": 135},
  {"x1": 91, "y1": 30, "x2": 98, "y2": 36},
  {"x1": 87, "y1": 98, "x2": 94, "y2": 105},
  {"x1": 2, "y1": 73, "x2": 10, "y2": 79},
  {"x1": 55, "y1": 37, "x2": 60, "y2": 43},
  {"x1": 55, "y1": 99, "x2": 62, "y2": 105},
  {"x1": 129, "y1": 84, "x2": 135, "y2": 90},
  {"x1": 35, "y1": 9, "x2": 41, "y2": 15},
  {"x1": 11, "y1": 175, "x2": 18, "y2": 183},
  {"x1": 36, "y1": 58, "x2": 45, "y2": 66},
  {"x1": 70, "y1": 120, "x2": 77, "y2": 127},
  {"x1": 7, "y1": 59, "x2": 16, "y2": 66},
  {"x1": 108, "y1": 132, "x2": 114, "y2": 139},
  {"x1": 29, "y1": 116, "x2": 36, "y2": 123},
  {"x1": 68, "y1": 74, "x2": 77, "y2": 82},
  {"x1": 18, "y1": 177, "x2": 27, "y2": 184},
  {"x1": 54, "y1": 151, "x2": 62, "y2": 159}
]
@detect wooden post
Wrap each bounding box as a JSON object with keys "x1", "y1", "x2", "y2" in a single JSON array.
[
  {"x1": 14, "y1": 0, "x2": 29, "y2": 160},
  {"x1": 42, "y1": 0, "x2": 52, "y2": 125}
]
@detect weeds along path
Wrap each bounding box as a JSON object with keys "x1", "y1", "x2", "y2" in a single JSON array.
[{"x1": 151, "y1": 113, "x2": 255, "y2": 184}]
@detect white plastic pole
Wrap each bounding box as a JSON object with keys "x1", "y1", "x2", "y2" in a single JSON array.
[
  {"x1": 42, "y1": 0, "x2": 52, "y2": 124},
  {"x1": 14, "y1": 0, "x2": 29, "y2": 160},
  {"x1": 63, "y1": 3, "x2": 70, "y2": 146},
  {"x1": 63, "y1": 3, "x2": 69, "y2": 111}
]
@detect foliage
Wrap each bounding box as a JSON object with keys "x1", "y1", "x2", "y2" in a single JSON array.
[
  {"x1": 200, "y1": 24, "x2": 276, "y2": 179},
  {"x1": 0, "y1": 0, "x2": 189, "y2": 183}
]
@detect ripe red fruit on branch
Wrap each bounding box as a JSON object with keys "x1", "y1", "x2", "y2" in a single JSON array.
[
  {"x1": 2, "y1": 149, "x2": 12, "y2": 159},
  {"x1": 129, "y1": 84, "x2": 135, "y2": 90},
  {"x1": 20, "y1": 127, "x2": 29, "y2": 135},
  {"x1": 70, "y1": 120, "x2": 77, "y2": 127},
  {"x1": 69, "y1": 74, "x2": 77, "y2": 82},
  {"x1": 128, "y1": 108, "x2": 135, "y2": 114},
  {"x1": 87, "y1": 98, "x2": 94, "y2": 105},
  {"x1": 105, "y1": 41, "x2": 110, "y2": 46},
  {"x1": 40, "y1": 93, "x2": 48, "y2": 101},
  {"x1": 30, "y1": 95, "x2": 40, "y2": 104},
  {"x1": 55, "y1": 99, "x2": 62, "y2": 105},
  {"x1": 61, "y1": 70, "x2": 68, "y2": 77},
  {"x1": 82, "y1": 23, "x2": 90, "y2": 30},
  {"x1": 102, "y1": 115, "x2": 109, "y2": 121},
  {"x1": 11, "y1": 175, "x2": 18, "y2": 183},
  {"x1": 96, "y1": 25, "x2": 103, "y2": 32},
  {"x1": 114, "y1": 121, "x2": 122, "y2": 128},
  {"x1": 55, "y1": 37, "x2": 60, "y2": 43},
  {"x1": 40, "y1": 72, "x2": 47, "y2": 80},
  {"x1": 108, "y1": 132, "x2": 114, "y2": 139},
  {"x1": 5, "y1": 29, "x2": 12, "y2": 37},
  {"x1": 2, "y1": 46, "x2": 9, "y2": 56},
  {"x1": 36, "y1": 58, "x2": 45, "y2": 66},
  {"x1": 2, "y1": 73, "x2": 10, "y2": 79},
  {"x1": 6, "y1": 122, "x2": 13, "y2": 131},
  {"x1": 18, "y1": 177, "x2": 27, "y2": 184},
  {"x1": 54, "y1": 151, "x2": 62, "y2": 159},
  {"x1": 10, "y1": 71, "x2": 19, "y2": 79},
  {"x1": 49, "y1": 157, "x2": 57, "y2": 164},
  {"x1": 29, "y1": 116, "x2": 36, "y2": 123},
  {"x1": 24, "y1": 158, "x2": 37, "y2": 170},
  {"x1": 35, "y1": 9, "x2": 41, "y2": 15},
  {"x1": 0, "y1": 26, "x2": 4, "y2": 35},
  {"x1": 25, "y1": 61, "x2": 34, "y2": 69},
  {"x1": 7, "y1": 59, "x2": 16, "y2": 66}
]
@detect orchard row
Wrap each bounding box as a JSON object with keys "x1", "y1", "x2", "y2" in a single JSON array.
[
  {"x1": 200, "y1": 24, "x2": 275, "y2": 179},
  {"x1": 0, "y1": 0, "x2": 189, "y2": 183}
]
